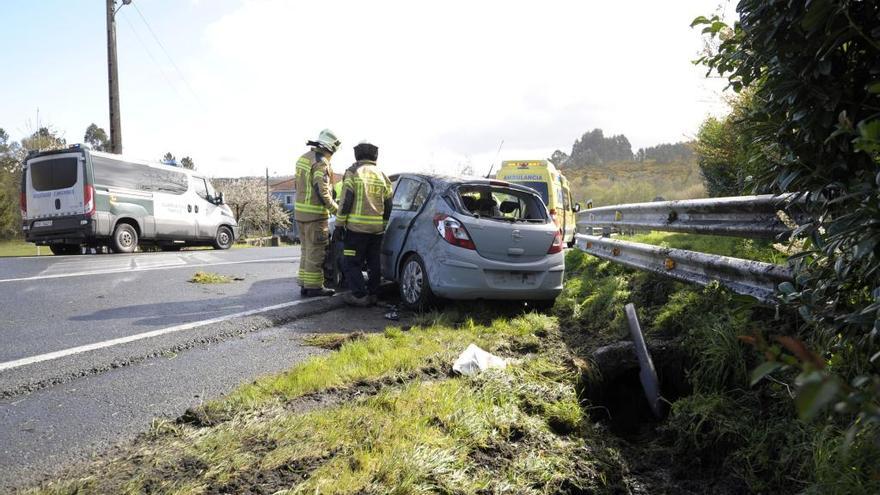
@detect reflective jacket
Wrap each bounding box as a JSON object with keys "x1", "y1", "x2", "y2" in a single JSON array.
[
  {"x1": 337, "y1": 161, "x2": 393, "y2": 234},
  {"x1": 294, "y1": 149, "x2": 338, "y2": 222}
]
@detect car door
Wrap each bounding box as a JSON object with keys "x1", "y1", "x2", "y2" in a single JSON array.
[
  {"x1": 191, "y1": 176, "x2": 219, "y2": 239},
  {"x1": 381, "y1": 176, "x2": 430, "y2": 279}
]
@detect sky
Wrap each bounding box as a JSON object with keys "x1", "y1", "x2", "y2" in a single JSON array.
[{"x1": 0, "y1": 0, "x2": 736, "y2": 179}]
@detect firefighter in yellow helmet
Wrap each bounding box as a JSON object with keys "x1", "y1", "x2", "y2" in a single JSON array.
[
  {"x1": 294, "y1": 129, "x2": 340, "y2": 297},
  {"x1": 337, "y1": 141, "x2": 393, "y2": 306}
]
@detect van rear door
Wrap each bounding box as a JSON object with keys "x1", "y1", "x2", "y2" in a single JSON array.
[{"x1": 26, "y1": 152, "x2": 85, "y2": 221}]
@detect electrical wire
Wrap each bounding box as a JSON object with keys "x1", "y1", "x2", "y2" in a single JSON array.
[
  {"x1": 119, "y1": 10, "x2": 181, "y2": 98},
  {"x1": 131, "y1": 2, "x2": 206, "y2": 110}
]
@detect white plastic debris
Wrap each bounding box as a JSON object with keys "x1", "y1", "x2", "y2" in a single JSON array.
[{"x1": 452, "y1": 344, "x2": 507, "y2": 376}]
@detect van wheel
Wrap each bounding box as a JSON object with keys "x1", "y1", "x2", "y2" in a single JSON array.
[
  {"x1": 111, "y1": 223, "x2": 138, "y2": 253},
  {"x1": 49, "y1": 244, "x2": 80, "y2": 256},
  {"x1": 399, "y1": 254, "x2": 435, "y2": 311},
  {"x1": 213, "y1": 226, "x2": 233, "y2": 250}
]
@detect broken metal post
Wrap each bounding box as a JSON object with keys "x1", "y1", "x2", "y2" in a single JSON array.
[{"x1": 625, "y1": 303, "x2": 663, "y2": 418}]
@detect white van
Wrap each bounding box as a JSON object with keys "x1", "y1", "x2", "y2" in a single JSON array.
[{"x1": 21, "y1": 145, "x2": 239, "y2": 254}]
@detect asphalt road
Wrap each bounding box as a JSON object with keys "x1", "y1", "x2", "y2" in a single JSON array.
[
  {"x1": 0, "y1": 246, "x2": 352, "y2": 490},
  {"x1": 0, "y1": 247, "x2": 302, "y2": 362}
]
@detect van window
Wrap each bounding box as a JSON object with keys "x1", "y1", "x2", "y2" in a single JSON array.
[
  {"x1": 193, "y1": 177, "x2": 209, "y2": 200},
  {"x1": 30, "y1": 158, "x2": 79, "y2": 191},
  {"x1": 92, "y1": 156, "x2": 188, "y2": 194},
  {"x1": 516, "y1": 181, "x2": 549, "y2": 205},
  {"x1": 456, "y1": 185, "x2": 547, "y2": 222}
]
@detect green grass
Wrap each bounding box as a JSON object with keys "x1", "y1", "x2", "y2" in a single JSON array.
[
  {"x1": 619, "y1": 231, "x2": 788, "y2": 264},
  {"x1": 25, "y1": 313, "x2": 628, "y2": 494},
  {"x1": 302, "y1": 332, "x2": 365, "y2": 350},
  {"x1": 557, "y1": 248, "x2": 880, "y2": 493},
  {"x1": 0, "y1": 240, "x2": 50, "y2": 257}
]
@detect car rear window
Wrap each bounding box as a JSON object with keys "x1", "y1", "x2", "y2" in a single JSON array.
[
  {"x1": 29, "y1": 158, "x2": 79, "y2": 191},
  {"x1": 456, "y1": 185, "x2": 548, "y2": 222}
]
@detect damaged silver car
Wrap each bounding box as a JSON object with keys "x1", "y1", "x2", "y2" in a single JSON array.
[{"x1": 383, "y1": 174, "x2": 565, "y2": 309}]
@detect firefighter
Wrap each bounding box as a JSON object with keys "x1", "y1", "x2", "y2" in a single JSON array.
[
  {"x1": 337, "y1": 141, "x2": 393, "y2": 306},
  {"x1": 294, "y1": 129, "x2": 340, "y2": 297}
]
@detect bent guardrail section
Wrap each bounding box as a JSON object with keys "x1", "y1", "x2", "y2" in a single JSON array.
[
  {"x1": 577, "y1": 194, "x2": 802, "y2": 240},
  {"x1": 575, "y1": 234, "x2": 792, "y2": 304}
]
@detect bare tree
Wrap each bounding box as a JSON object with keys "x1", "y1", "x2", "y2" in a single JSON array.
[{"x1": 214, "y1": 178, "x2": 290, "y2": 236}]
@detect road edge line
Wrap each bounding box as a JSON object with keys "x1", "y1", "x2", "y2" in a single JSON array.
[{"x1": 0, "y1": 296, "x2": 333, "y2": 372}]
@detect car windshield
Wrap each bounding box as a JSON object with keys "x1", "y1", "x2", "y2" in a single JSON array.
[
  {"x1": 455, "y1": 185, "x2": 547, "y2": 222},
  {"x1": 511, "y1": 181, "x2": 549, "y2": 205}
]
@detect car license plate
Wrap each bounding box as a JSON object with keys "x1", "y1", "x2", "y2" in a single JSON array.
[
  {"x1": 493, "y1": 271, "x2": 536, "y2": 285},
  {"x1": 34, "y1": 220, "x2": 53, "y2": 228}
]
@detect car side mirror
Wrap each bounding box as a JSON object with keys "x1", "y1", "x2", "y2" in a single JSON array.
[
  {"x1": 573, "y1": 202, "x2": 581, "y2": 213},
  {"x1": 215, "y1": 192, "x2": 224, "y2": 205}
]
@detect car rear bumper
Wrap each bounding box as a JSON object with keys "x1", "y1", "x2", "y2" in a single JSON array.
[
  {"x1": 427, "y1": 250, "x2": 565, "y2": 301},
  {"x1": 23, "y1": 215, "x2": 97, "y2": 245}
]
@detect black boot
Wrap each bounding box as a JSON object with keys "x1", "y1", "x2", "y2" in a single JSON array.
[{"x1": 302, "y1": 287, "x2": 335, "y2": 298}]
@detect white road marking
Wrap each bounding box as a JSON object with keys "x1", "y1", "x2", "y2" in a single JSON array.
[
  {"x1": 0, "y1": 256, "x2": 299, "y2": 283},
  {"x1": 0, "y1": 295, "x2": 330, "y2": 372}
]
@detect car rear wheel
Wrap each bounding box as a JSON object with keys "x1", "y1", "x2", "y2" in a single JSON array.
[
  {"x1": 49, "y1": 244, "x2": 80, "y2": 256},
  {"x1": 399, "y1": 254, "x2": 435, "y2": 311},
  {"x1": 111, "y1": 223, "x2": 138, "y2": 254},
  {"x1": 213, "y1": 226, "x2": 233, "y2": 250}
]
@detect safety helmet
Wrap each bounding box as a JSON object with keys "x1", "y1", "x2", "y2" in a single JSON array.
[
  {"x1": 308, "y1": 129, "x2": 341, "y2": 154},
  {"x1": 354, "y1": 140, "x2": 379, "y2": 162}
]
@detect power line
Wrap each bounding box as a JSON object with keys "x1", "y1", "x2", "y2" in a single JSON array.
[
  {"x1": 119, "y1": 10, "x2": 181, "y2": 98},
  {"x1": 131, "y1": 2, "x2": 205, "y2": 110}
]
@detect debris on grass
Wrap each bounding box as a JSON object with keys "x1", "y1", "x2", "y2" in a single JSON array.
[
  {"x1": 188, "y1": 271, "x2": 236, "y2": 284},
  {"x1": 302, "y1": 332, "x2": 365, "y2": 350},
  {"x1": 452, "y1": 343, "x2": 507, "y2": 375}
]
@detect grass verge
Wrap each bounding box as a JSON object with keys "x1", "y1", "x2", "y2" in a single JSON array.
[
  {"x1": 618, "y1": 231, "x2": 788, "y2": 264},
  {"x1": 24, "y1": 312, "x2": 627, "y2": 494},
  {"x1": 0, "y1": 240, "x2": 48, "y2": 257}
]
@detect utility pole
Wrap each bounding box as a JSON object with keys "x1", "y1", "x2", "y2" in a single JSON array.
[
  {"x1": 266, "y1": 168, "x2": 271, "y2": 236},
  {"x1": 106, "y1": 0, "x2": 130, "y2": 154}
]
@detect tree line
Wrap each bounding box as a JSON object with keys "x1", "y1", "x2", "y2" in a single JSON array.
[{"x1": 549, "y1": 128, "x2": 695, "y2": 168}]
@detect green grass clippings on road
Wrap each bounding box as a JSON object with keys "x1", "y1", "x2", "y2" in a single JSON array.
[
  {"x1": 24, "y1": 312, "x2": 627, "y2": 495},
  {"x1": 189, "y1": 271, "x2": 235, "y2": 284}
]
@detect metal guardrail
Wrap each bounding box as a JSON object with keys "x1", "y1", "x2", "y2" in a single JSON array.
[
  {"x1": 575, "y1": 234, "x2": 792, "y2": 304},
  {"x1": 577, "y1": 194, "x2": 801, "y2": 240}
]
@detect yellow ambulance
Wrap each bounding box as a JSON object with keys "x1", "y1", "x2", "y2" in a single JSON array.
[{"x1": 496, "y1": 160, "x2": 580, "y2": 246}]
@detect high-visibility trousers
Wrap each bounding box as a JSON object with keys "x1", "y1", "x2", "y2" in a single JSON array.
[{"x1": 297, "y1": 220, "x2": 329, "y2": 289}]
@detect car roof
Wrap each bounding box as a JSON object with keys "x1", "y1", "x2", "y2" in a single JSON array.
[{"x1": 389, "y1": 172, "x2": 538, "y2": 194}]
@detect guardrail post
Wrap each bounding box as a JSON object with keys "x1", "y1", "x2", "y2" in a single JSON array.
[{"x1": 625, "y1": 303, "x2": 663, "y2": 418}]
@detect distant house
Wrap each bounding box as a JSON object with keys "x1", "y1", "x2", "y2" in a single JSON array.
[
  {"x1": 269, "y1": 173, "x2": 344, "y2": 241},
  {"x1": 269, "y1": 177, "x2": 297, "y2": 240}
]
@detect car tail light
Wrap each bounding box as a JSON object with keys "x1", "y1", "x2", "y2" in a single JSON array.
[
  {"x1": 549, "y1": 207, "x2": 562, "y2": 231},
  {"x1": 547, "y1": 231, "x2": 563, "y2": 254},
  {"x1": 83, "y1": 184, "x2": 95, "y2": 217},
  {"x1": 434, "y1": 214, "x2": 476, "y2": 250},
  {"x1": 20, "y1": 192, "x2": 27, "y2": 219}
]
